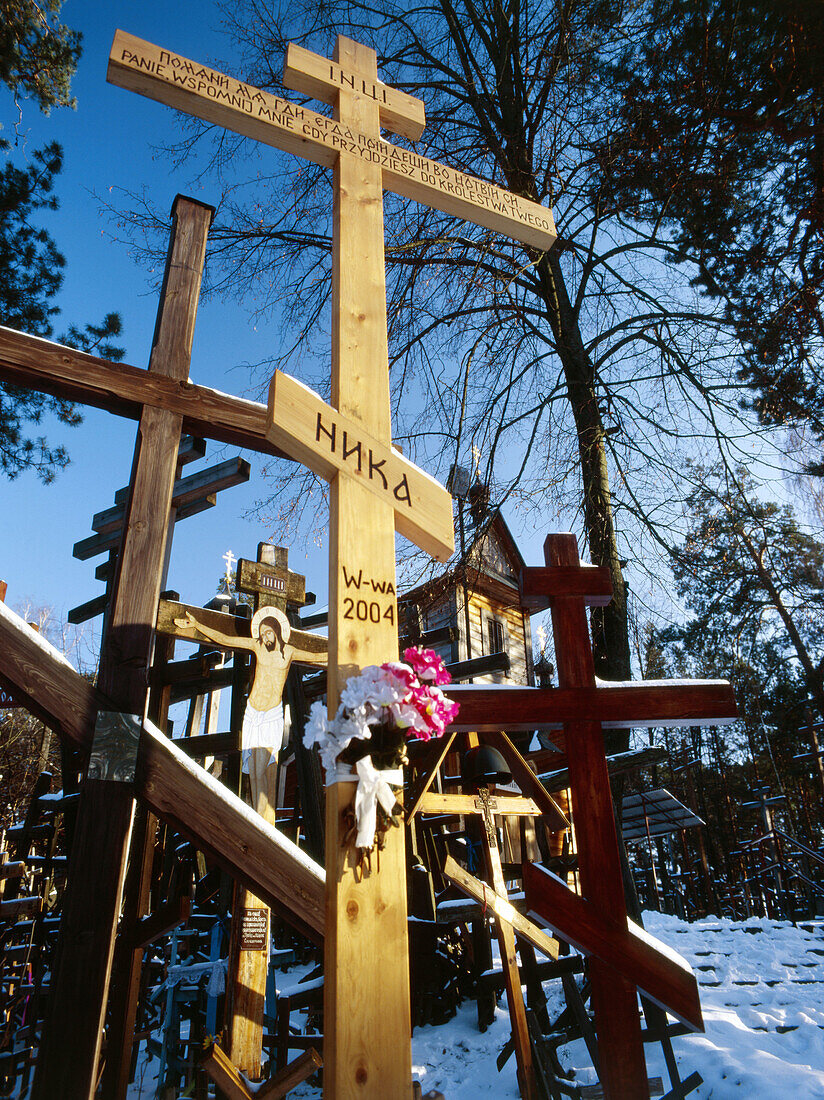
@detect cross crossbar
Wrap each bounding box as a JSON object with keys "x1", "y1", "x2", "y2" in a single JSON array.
[
  {"x1": 107, "y1": 32, "x2": 556, "y2": 251},
  {"x1": 524, "y1": 862, "x2": 702, "y2": 1031},
  {"x1": 283, "y1": 42, "x2": 425, "y2": 141}
]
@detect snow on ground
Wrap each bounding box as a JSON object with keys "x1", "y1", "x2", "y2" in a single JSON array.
[
  {"x1": 639, "y1": 912, "x2": 824, "y2": 1098},
  {"x1": 126, "y1": 912, "x2": 824, "y2": 1097}
]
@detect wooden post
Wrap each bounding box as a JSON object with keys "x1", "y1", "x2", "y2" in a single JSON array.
[
  {"x1": 31, "y1": 196, "x2": 213, "y2": 1100},
  {"x1": 321, "y1": 37, "x2": 411, "y2": 1099},
  {"x1": 473, "y1": 788, "x2": 538, "y2": 1097},
  {"x1": 102, "y1": 625, "x2": 176, "y2": 1100}
]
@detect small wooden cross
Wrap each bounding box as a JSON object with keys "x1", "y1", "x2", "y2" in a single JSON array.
[
  {"x1": 521, "y1": 535, "x2": 709, "y2": 1100},
  {"x1": 226, "y1": 541, "x2": 310, "y2": 1078},
  {"x1": 464, "y1": 780, "x2": 543, "y2": 1100},
  {"x1": 235, "y1": 544, "x2": 306, "y2": 612}
]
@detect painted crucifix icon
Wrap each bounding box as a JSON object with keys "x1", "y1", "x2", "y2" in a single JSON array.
[{"x1": 173, "y1": 603, "x2": 326, "y2": 808}]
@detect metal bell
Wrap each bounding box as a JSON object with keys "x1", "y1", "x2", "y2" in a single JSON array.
[{"x1": 461, "y1": 745, "x2": 512, "y2": 789}]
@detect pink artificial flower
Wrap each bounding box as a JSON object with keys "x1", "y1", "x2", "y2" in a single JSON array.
[
  {"x1": 403, "y1": 646, "x2": 452, "y2": 685},
  {"x1": 407, "y1": 683, "x2": 459, "y2": 738},
  {"x1": 380, "y1": 661, "x2": 416, "y2": 689}
]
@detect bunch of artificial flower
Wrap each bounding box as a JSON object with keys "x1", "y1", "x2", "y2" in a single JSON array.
[{"x1": 305, "y1": 646, "x2": 460, "y2": 775}]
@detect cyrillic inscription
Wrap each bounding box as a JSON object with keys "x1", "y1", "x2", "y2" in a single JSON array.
[{"x1": 315, "y1": 412, "x2": 413, "y2": 508}]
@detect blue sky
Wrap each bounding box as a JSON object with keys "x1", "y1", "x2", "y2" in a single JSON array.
[
  {"x1": 2, "y1": 2, "x2": 334, "y2": 635},
  {"x1": 2, "y1": 1, "x2": 567, "y2": 656}
]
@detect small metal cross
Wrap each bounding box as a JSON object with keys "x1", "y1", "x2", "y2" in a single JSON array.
[
  {"x1": 474, "y1": 787, "x2": 499, "y2": 848},
  {"x1": 222, "y1": 549, "x2": 237, "y2": 594}
]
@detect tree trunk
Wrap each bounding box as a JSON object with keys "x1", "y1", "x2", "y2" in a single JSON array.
[{"x1": 537, "y1": 250, "x2": 633, "y2": 744}]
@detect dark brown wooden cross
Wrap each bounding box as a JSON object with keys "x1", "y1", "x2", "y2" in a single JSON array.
[
  {"x1": 31, "y1": 195, "x2": 214, "y2": 1100},
  {"x1": 518, "y1": 534, "x2": 732, "y2": 1100}
]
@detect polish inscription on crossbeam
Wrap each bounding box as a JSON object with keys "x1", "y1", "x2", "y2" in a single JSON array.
[{"x1": 107, "y1": 32, "x2": 557, "y2": 251}]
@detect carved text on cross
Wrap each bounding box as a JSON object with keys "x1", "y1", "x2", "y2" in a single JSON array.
[
  {"x1": 267, "y1": 370, "x2": 453, "y2": 560},
  {"x1": 107, "y1": 34, "x2": 556, "y2": 251}
]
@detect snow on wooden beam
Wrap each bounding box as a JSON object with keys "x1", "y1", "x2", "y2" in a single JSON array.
[{"x1": 0, "y1": 600, "x2": 324, "y2": 941}]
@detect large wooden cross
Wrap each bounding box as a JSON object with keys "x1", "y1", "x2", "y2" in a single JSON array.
[{"x1": 108, "y1": 30, "x2": 556, "y2": 1100}]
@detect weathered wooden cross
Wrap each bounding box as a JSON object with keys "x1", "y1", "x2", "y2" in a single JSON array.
[{"x1": 108, "y1": 29, "x2": 556, "y2": 1099}]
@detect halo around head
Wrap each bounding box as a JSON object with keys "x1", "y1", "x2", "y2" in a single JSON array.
[{"x1": 251, "y1": 606, "x2": 291, "y2": 645}]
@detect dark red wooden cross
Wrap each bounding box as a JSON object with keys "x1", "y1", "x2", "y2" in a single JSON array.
[{"x1": 441, "y1": 533, "x2": 738, "y2": 1100}]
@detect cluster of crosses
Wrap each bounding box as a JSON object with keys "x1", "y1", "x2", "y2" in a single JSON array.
[{"x1": 0, "y1": 27, "x2": 737, "y2": 1100}]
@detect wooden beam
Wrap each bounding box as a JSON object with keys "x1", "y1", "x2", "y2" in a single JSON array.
[
  {"x1": 444, "y1": 681, "x2": 737, "y2": 731},
  {"x1": 31, "y1": 781, "x2": 135, "y2": 1100},
  {"x1": 0, "y1": 895, "x2": 42, "y2": 919},
  {"x1": 539, "y1": 746, "x2": 669, "y2": 793},
  {"x1": 131, "y1": 895, "x2": 191, "y2": 949},
  {"x1": 519, "y1": 565, "x2": 613, "y2": 609},
  {"x1": 0, "y1": 599, "x2": 99, "y2": 755},
  {"x1": 323, "y1": 37, "x2": 412, "y2": 1099},
  {"x1": 73, "y1": 495, "x2": 216, "y2": 560},
  {"x1": 486, "y1": 730, "x2": 570, "y2": 831},
  {"x1": 34, "y1": 196, "x2": 214, "y2": 1100},
  {"x1": 200, "y1": 1043, "x2": 253, "y2": 1100},
  {"x1": 523, "y1": 862, "x2": 702, "y2": 1030},
  {"x1": 0, "y1": 600, "x2": 325, "y2": 939},
  {"x1": 416, "y1": 791, "x2": 541, "y2": 816},
  {"x1": 405, "y1": 732, "x2": 457, "y2": 821},
  {"x1": 156, "y1": 598, "x2": 326, "y2": 657},
  {"x1": 67, "y1": 593, "x2": 108, "y2": 626},
  {"x1": 445, "y1": 650, "x2": 509, "y2": 681},
  {"x1": 258, "y1": 1048, "x2": 323, "y2": 1099},
  {"x1": 543, "y1": 534, "x2": 649, "y2": 1100},
  {"x1": 170, "y1": 731, "x2": 238, "y2": 757},
  {"x1": 0, "y1": 326, "x2": 286, "y2": 456},
  {"x1": 0, "y1": 860, "x2": 26, "y2": 881},
  {"x1": 236, "y1": 555, "x2": 305, "y2": 608},
  {"x1": 92, "y1": 456, "x2": 251, "y2": 533},
  {"x1": 473, "y1": 786, "x2": 539, "y2": 1098},
  {"x1": 149, "y1": 650, "x2": 224, "y2": 686},
  {"x1": 442, "y1": 855, "x2": 558, "y2": 960},
  {"x1": 107, "y1": 32, "x2": 556, "y2": 251},
  {"x1": 268, "y1": 370, "x2": 454, "y2": 561},
  {"x1": 108, "y1": 434, "x2": 206, "y2": 504}
]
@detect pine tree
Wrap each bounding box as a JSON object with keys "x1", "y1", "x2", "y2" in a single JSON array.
[{"x1": 0, "y1": 0, "x2": 123, "y2": 482}]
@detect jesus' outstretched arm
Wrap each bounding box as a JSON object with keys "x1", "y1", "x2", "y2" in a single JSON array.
[{"x1": 174, "y1": 610, "x2": 254, "y2": 652}]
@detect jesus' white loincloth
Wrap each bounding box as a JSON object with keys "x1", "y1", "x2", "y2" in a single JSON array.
[{"x1": 241, "y1": 703, "x2": 284, "y2": 774}]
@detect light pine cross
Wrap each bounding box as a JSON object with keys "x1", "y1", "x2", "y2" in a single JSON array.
[{"x1": 108, "y1": 31, "x2": 555, "y2": 1099}]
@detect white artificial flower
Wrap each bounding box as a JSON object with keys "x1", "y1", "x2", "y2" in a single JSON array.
[
  {"x1": 389, "y1": 701, "x2": 428, "y2": 732},
  {"x1": 340, "y1": 665, "x2": 406, "y2": 711},
  {"x1": 304, "y1": 701, "x2": 329, "y2": 749}
]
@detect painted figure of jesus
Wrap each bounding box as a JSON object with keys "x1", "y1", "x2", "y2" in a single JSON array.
[{"x1": 174, "y1": 605, "x2": 327, "y2": 813}]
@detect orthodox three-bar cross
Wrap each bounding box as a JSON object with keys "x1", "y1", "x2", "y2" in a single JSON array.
[{"x1": 108, "y1": 30, "x2": 556, "y2": 1099}]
